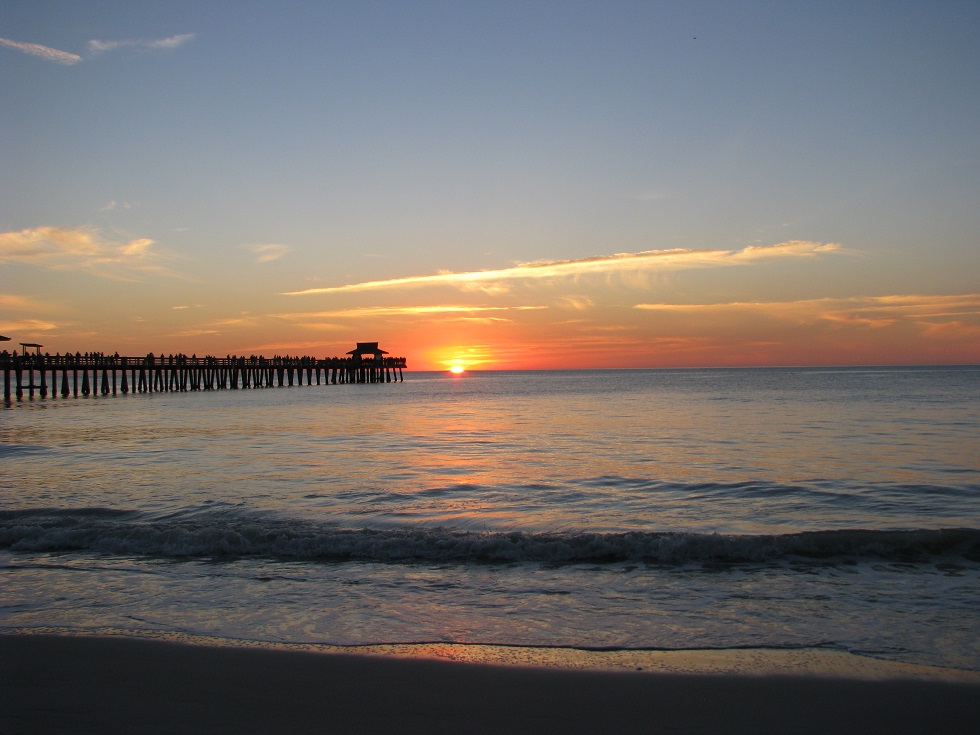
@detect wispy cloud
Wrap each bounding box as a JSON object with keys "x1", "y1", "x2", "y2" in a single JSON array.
[
  {"x1": 284, "y1": 241, "x2": 843, "y2": 296},
  {"x1": 168, "y1": 329, "x2": 219, "y2": 338},
  {"x1": 732, "y1": 241, "x2": 844, "y2": 260},
  {"x1": 0, "y1": 294, "x2": 44, "y2": 311},
  {"x1": 635, "y1": 294, "x2": 980, "y2": 331},
  {"x1": 0, "y1": 225, "x2": 175, "y2": 280},
  {"x1": 147, "y1": 33, "x2": 196, "y2": 50},
  {"x1": 87, "y1": 33, "x2": 195, "y2": 55},
  {"x1": 100, "y1": 199, "x2": 140, "y2": 212},
  {"x1": 249, "y1": 243, "x2": 293, "y2": 264},
  {"x1": 626, "y1": 293, "x2": 980, "y2": 365},
  {"x1": 555, "y1": 295, "x2": 594, "y2": 311},
  {"x1": 273, "y1": 305, "x2": 546, "y2": 320},
  {"x1": 0, "y1": 318, "x2": 62, "y2": 334},
  {"x1": 1, "y1": 33, "x2": 193, "y2": 65},
  {"x1": 0, "y1": 37, "x2": 82, "y2": 65}
]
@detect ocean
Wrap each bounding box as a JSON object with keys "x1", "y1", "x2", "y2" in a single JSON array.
[{"x1": 2, "y1": 366, "x2": 978, "y2": 672}]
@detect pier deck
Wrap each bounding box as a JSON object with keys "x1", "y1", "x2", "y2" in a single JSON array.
[{"x1": 1, "y1": 348, "x2": 406, "y2": 400}]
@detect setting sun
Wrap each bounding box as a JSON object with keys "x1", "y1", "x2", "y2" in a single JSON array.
[{"x1": 449, "y1": 365, "x2": 465, "y2": 374}]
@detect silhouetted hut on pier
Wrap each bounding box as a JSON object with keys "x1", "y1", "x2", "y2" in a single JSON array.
[{"x1": 346, "y1": 342, "x2": 393, "y2": 384}]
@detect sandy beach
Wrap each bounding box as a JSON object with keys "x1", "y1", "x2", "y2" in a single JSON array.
[{"x1": 2, "y1": 635, "x2": 978, "y2": 734}]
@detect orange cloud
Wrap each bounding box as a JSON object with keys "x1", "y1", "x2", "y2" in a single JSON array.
[
  {"x1": 0, "y1": 294, "x2": 45, "y2": 311},
  {"x1": 0, "y1": 318, "x2": 62, "y2": 334},
  {"x1": 732, "y1": 241, "x2": 844, "y2": 260}
]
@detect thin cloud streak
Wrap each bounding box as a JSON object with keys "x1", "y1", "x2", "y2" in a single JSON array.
[
  {"x1": 249, "y1": 243, "x2": 293, "y2": 264},
  {"x1": 274, "y1": 305, "x2": 546, "y2": 320},
  {"x1": 100, "y1": 200, "x2": 139, "y2": 211},
  {"x1": 635, "y1": 294, "x2": 980, "y2": 329},
  {"x1": 146, "y1": 33, "x2": 196, "y2": 49},
  {"x1": 169, "y1": 329, "x2": 219, "y2": 338},
  {"x1": 284, "y1": 241, "x2": 842, "y2": 296},
  {"x1": 635, "y1": 293, "x2": 980, "y2": 313},
  {"x1": 0, "y1": 318, "x2": 61, "y2": 334},
  {"x1": 0, "y1": 294, "x2": 44, "y2": 311},
  {"x1": 88, "y1": 34, "x2": 195, "y2": 55},
  {"x1": 0, "y1": 37, "x2": 82, "y2": 65},
  {"x1": 0, "y1": 33, "x2": 193, "y2": 65}
]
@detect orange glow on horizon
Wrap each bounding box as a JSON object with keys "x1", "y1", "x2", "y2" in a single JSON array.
[
  {"x1": 6, "y1": 293, "x2": 977, "y2": 372},
  {"x1": 390, "y1": 293, "x2": 980, "y2": 371},
  {"x1": 419, "y1": 344, "x2": 496, "y2": 372}
]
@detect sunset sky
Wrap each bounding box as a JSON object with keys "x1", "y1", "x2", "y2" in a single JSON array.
[{"x1": 2, "y1": 1, "x2": 978, "y2": 370}]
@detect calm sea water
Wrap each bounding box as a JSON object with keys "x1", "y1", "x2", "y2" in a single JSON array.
[{"x1": 2, "y1": 367, "x2": 978, "y2": 670}]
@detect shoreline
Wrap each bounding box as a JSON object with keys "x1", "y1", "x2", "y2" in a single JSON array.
[
  {"x1": 3, "y1": 633, "x2": 979, "y2": 734},
  {"x1": 7, "y1": 626, "x2": 980, "y2": 681}
]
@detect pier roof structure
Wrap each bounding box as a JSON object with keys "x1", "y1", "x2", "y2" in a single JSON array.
[{"x1": 346, "y1": 342, "x2": 389, "y2": 360}]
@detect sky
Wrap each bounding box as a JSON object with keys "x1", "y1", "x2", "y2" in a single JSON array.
[{"x1": 2, "y1": 1, "x2": 978, "y2": 370}]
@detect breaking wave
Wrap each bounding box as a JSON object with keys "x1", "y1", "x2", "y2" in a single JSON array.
[{"x1": 2, "y1": 508, "x2": 978, "y2": 565}]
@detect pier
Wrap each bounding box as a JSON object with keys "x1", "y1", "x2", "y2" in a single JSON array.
[{"x1": 1, "y1": 342, "x2": 406, "y2": 401}]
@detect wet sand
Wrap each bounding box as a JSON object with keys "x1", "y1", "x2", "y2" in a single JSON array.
[{"x1": 2, "y1": 634, "x2": 978, "y2": 734}]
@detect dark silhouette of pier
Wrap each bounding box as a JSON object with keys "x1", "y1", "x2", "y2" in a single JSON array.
[{"x1": 1, "y1": 342, "x2": 406, "y2": 400}]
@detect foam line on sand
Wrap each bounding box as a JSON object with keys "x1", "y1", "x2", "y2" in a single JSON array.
[{"x1": 2, "y1": 634, "x2": 978, "y2": 734}]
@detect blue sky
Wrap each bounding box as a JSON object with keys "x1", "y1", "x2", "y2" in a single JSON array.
[{"x1": 2, "y1": 1, "x2": 978, "y2": 368}]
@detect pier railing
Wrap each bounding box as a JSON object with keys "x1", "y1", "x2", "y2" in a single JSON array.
[{"x1": 1, "y1": 352, "x2": 407, "y2": 400}]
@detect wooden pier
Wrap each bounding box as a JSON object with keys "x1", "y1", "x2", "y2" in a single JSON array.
[{"x1": 1, "y1": 342, "x2": 406, "y2": 401}]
